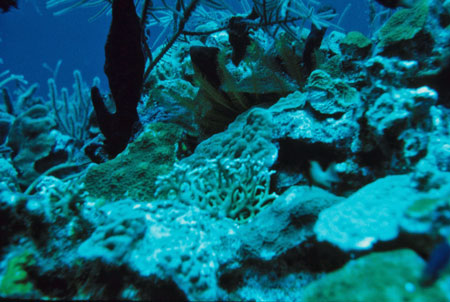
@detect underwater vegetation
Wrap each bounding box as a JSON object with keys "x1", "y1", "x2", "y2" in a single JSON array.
[{"x1": 2, "y1": 0, "x2": 450, "y2": 300}]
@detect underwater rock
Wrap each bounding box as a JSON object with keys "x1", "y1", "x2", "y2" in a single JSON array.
[
  {"x1": 364, "y1": 56, "x2": 420, "y2": 91},
  {"x1": 314, "y1": 173, "x2": 450, "y2": 252},
  {"x1": 0, "y1": 183, "x2": 26, "y2": 248},
  {"x1": 315, "y1": 174, "x2": 416, "y2": 251},
  {"x1": 423, "y1": 106, "x2": 450, "y2": 173},
  {"x1": 401, "y1": 183, "x2": 450, "y2": 244},
  {"x1": 269, "y1": 80, "x2": 361, "y2": 150},
  {"x1": 444, "y1": 0, "x2": 450, "y2": 20},
  {"x1": 74, "y1": 187, "x2": 345, "y2": 300},
  {"x1": 302, "y1": 249, "x2": 448, "y2": 302},
  {"x1": 366, "y1": 87, "x2": 437, "y2": 137},
  {"x1": 33, "y1": 176, "x2": 86, "y2": 222},
  {"x1": 78, "y1": 200, "x2": 147, "y2": 264},
  {"x1": 0, "y1": 181, "x2": 73, "y2": 251},
  {"x1": 77, "y1": 198, "x2": 239, "y2": 301},
  {"x1": 0, "y1": 175, "x2": 85, "y2": 239},
  {"x1": 412, "y1": 147, "x2": 450, "y2": 192},
  {"x1": 239, "y1": 185, "x2": 343, "y2": 261},
  {"x1": 362, "y1": 86, "x2": 437, "y2": 171},
  {"x1": 399, "y1": 128, "x2": 429, "y2": 165},
  {"x1": 190, "y1": 108, "x2": 278, "y2": 168},
  {"x1": 414, "y1": 47, "x2": 450, "y2": 107},
  {"x1": 267, "y1": 88, "x2": 363, "y2": 191},
  {"x1": 305, "y1": 70, "x2": 362, "y2": 115}
]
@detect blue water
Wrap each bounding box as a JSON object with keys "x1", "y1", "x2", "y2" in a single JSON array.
[
  {"x1": 1, "y1": 1, "x2": 109, "y2": 93},
  {"x1": 1, "y1": 0, "x2": 370, "y2": 97}
]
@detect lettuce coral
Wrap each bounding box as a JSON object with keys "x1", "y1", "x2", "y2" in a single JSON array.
[{"x1": 378, "y1": 0, "x2": 429, "y2": 47}]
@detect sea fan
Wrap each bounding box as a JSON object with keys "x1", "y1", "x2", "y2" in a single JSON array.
[
  {"x1": 252, "y1": 0, "x2": 338, "y2": 40},
  {"x1": 46, "y1": 0, "x2": 113, "y2": 20}
]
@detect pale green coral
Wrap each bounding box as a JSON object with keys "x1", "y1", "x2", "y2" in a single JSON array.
[
  {"x1": 341, "y1": 31, "x2": 371, "y2": 49},
  {"x1": 339, "y1": 31, "x2": 372, "y2": 58},
  {"x1": 378, "y1": 0, "x2": 429, "y2": 47},
  {"x1": 406, "y1": 196, "x2": 450, "y2": 218},
  {"x1": 303, "y1": 249, "x2": 448, "y2": 302},
  {"x1": 155, "y1": 155, "x2": 278, "y2": 223}
]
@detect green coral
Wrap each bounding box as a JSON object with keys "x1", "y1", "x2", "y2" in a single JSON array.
[
  {"x1": 341, "y1": 31, "x2": 372, "y2": 48},
  {"x1": 0, "y1": 251, "x2": 36, "y2": 296},
  {"x1": 339, "y1": 31, "x2": 372, "y2": 59},
  {"x1": 378, "y1": 0, "x2": 429, "y2": 47},
  {"x1": 406, "y1": 196, "x2": 450, "y2": 218},
  {"x1": 303, "y1": 249, "x2": 448, "y2": 302},
  {"x1": 83, "y1": 122, "x2": 185, "y2": 201}
]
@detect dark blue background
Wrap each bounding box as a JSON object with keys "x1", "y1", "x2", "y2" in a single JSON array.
[
  {"x1": 1, "y1": 0, "x2": 109, "y2": 96},
  {"x1": 1, "y1": 0, "x2": 371, "y2": 99}
]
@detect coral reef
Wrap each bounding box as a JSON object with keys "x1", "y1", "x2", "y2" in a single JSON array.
[{"x1": 2, "y1": 0, "x2": 450, "y2": 300}]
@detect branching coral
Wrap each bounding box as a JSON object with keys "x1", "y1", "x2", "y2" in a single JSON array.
[
  {"x1": 35, "y1": 176, "x2": 86, "y2": 220},
  {"x1": 48, "y1": 70, "x2": 94, "y2": 147},
  {"x1": 155, "y1": 155, "x2": 278, "y2": 223},
  {"x1": 1, "y1": 70, "x2": 30, "y2": 115}
]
